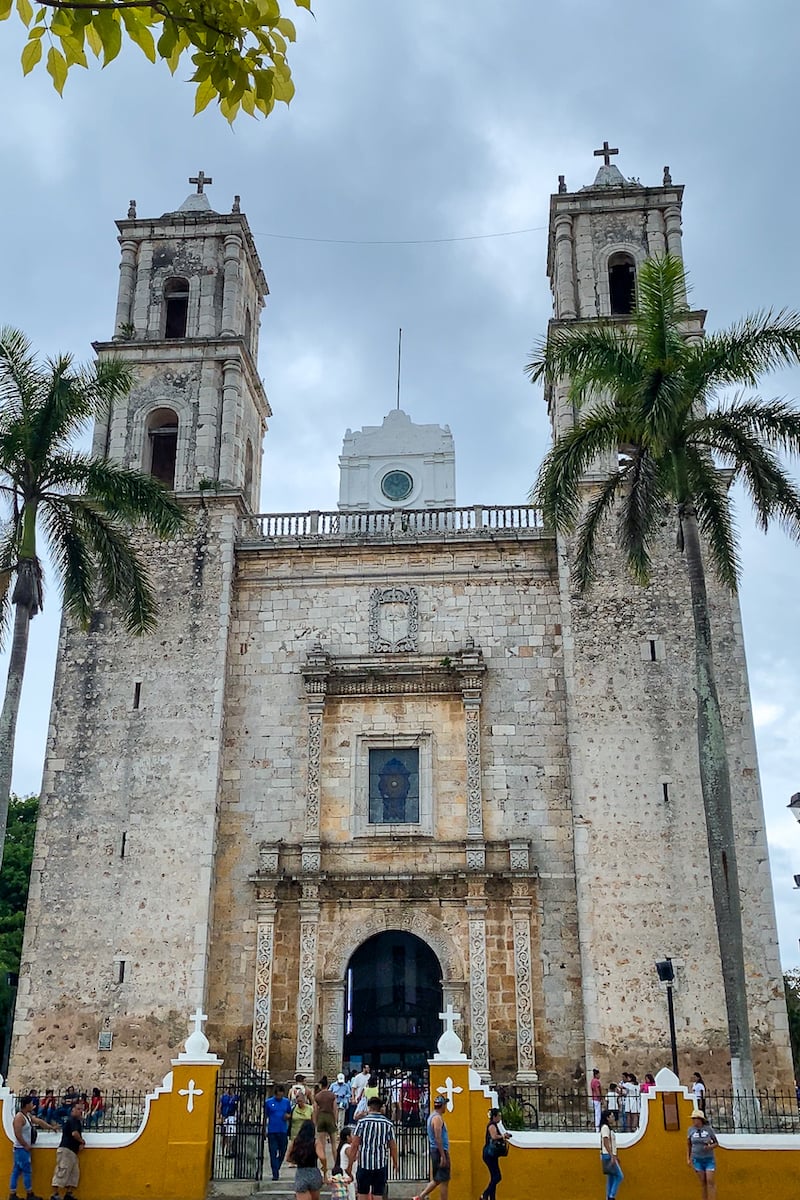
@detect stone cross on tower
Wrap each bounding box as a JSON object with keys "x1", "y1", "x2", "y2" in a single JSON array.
[
  {"x1": 189, "y1": 171, "x2": 213, "y2": 194},
  {"x1": 593, "y1": 140, "x2": 619, "y2": 167}
]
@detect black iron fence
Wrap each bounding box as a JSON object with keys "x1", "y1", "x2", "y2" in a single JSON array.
[
  {"x1": 702, "y1": 1091, "x2": 800, "y2": 1133},
  {"x1": 213, "y1": 1066, "x2": 270, "y2": 1181},
  {"x1": 495, "y1": 1083, "x2": 800, "y2": 1134},
  {"x1": 22, "y1": 1089, "x2": 149, "y2": 1132}
]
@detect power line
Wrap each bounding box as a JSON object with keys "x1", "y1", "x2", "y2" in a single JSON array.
[{"x1": 253, "y1": 224, "x2": 546, "y2": 246}]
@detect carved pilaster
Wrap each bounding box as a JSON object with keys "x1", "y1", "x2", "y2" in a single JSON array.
[
  {"x1": 296, "y1": 893, "x2": 320, "y2": 1075},
  {"x1": 467, "y1": 902, "x2": 490, "y2": 1077},
  {"x1": 252, "y1": 899, "x2": 277, "y2": 1073},
  {"x1": 302, "y1": 646, "x2": 328, "y2": 860},
  {"x1": 511, "y1": 892, "x2": 538, "y2": 1082},
  {"x1": 320, "y1": 981, "x2": 346, "y2": 1079}
]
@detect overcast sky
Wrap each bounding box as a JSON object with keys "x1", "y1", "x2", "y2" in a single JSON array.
[{"x1": 1, "y1": 0, "x2": 799, "y2": 968}]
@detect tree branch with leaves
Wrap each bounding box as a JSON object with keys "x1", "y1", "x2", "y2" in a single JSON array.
[{"x1": 0, "y1": 0, "x2": 312, "y2": 121}]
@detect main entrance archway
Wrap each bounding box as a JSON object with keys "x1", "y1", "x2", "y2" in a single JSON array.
[{"x1": 343, "y1": 930, "x2": 443, "y2": 1071}]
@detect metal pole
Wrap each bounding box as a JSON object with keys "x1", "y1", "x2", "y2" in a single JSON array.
[{"x1": 666, "y1": 982, "x2": 678, "y2": 1076}]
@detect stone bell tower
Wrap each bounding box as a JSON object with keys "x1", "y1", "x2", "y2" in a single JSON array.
[
  {"x1": 544, "y1": 142, "x2": 705, "y2": 439},
  {"x1": 91, "y1": 173, "x2": 270, "y2": 511}
]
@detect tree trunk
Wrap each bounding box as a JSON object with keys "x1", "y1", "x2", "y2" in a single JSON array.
[
  {"x1": 0, "y1": 600, "x2": 33, "y2": 867},
  {"x1": 681, "y1": 503, "x2": 756, "y2": 1096}
]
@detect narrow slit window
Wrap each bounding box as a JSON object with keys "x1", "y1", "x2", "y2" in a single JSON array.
[
  {"x1": 133, "y1": 682, "x2": 141, "y2": 709},
  {"x1": 116, "y1": 960, "x2": 126, "y2": 984},
  {"x1": 662, "y1": 782, "x2": 670, "y2": 804},
  {"x1": 120, "y1": 832, "x2": 127, "y2": 858},
  {"x1": 650, "y1": 640, "x2": 658, "y2": 662}
]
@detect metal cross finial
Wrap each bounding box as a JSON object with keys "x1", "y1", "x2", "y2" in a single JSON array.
[
  {"x1": 438, "y1": 1003, "x2": 461, "y2": 1035},
  {"x1": 189, "y1": 171, "x2": 213, "y2": 194},
  {"x1": 593, "y1": 141, "x2": 619, "y2": 167}
]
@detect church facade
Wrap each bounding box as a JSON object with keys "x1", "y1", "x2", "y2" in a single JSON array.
[{"x1": 10, "y1": 156, "x2": 793, "y2": 1089}]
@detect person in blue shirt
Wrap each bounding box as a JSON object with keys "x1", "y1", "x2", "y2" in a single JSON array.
[{"x1": 264, "y1": 1084, "x2": 293, "y2": 1181}]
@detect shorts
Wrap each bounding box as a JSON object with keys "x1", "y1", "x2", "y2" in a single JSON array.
[
  {"x1": 294, "y1": 1166, "x2": 323, "y2": 1193},
  {"x1": 692, "y1": 1156, "x2": 715, "y2": 1173},
  {"x1": 317, "y1": 1112, "x2": 336, "y2": 1134},
  {"x1": 52, "y1": 1147, "x2": 80, "y2": 1189},
  {"x1": 355, "y1": 1166, "x2": 388, "y2": 1195},
  {"x1": 431, "y1": 1148, "x2": 451, "y2": 1183}
]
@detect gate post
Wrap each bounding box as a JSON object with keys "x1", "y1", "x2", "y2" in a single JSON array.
[{"x1": 428, "y1": 1012, "x2": 476, "y2": 1200}]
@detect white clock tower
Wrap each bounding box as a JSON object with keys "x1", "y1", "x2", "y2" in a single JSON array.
[{"x1": 338, "y1": 407, "x2": 456, "y2": 510}]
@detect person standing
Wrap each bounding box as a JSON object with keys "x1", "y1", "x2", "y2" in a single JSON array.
[
  {"x1": 347, "y1": 1097, "x2": 397, "y2": 1200},
  {"x1": 590, "y1": 1070, "x2": 603, "y2": 1131},
  {"x1": 290, "y1": 1090, "x2": 315, "y2": 1140},
  {"x1": 605, "y1": 1083, "x2": 620, "y2": 1127},
  {"x1": 479, "y1": 1107, "x2": 509, "y2": 1200},
  {"x1": 287, "y1": 1119, "x2": 328, "y2": 1200},
  {"x1": 413, "y1": 1095, "x2": 450, "y2": 1200},
  {"x1": 332, "y1": 1074, "x2": 351, "y2": 1131},
  {"x1": 10, "y1": 1095, "x2": 56, "y2": 1200},
  {"x1": 622, "y1": 1074, "x2": 640, "y2": 1133},
  {"x1": 687, "y1": 1108, "x2": 718, "y2": 1200},
  {"x1": 691, "y1": 1073, "x2": 707, "y2": 1114},
  {"x1": 50, "y1": 1100, "x2": 85, "y2": 1200},
  {"x1": 313, "y1": 1077, "x2": 338, "y2": 1167},
  {"x1": 599, "y1": 1108, "x2": 623, "y2": 1200},
  {"x1": 265, "y1": 1084, "x2": 293, "y2": 1182}
]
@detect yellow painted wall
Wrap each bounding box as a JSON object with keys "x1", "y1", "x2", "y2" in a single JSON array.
[
  {"x1": 429, "y1": 1060, "x2": 800, "y2": 1200},
  {"x1": 2, "y1": 1060, "x2": 219, "y2": 1200}
]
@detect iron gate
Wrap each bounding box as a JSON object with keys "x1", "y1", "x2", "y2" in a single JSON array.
[{"x1": 212, "y1": 1064, "x2": 270, "y2": 1181}]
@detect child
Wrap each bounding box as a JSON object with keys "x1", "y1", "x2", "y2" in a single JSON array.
[{"x1": 332, "y1": 1125, "x2": 356, "y2": 1200}]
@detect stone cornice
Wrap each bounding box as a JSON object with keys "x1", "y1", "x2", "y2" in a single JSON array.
[{"x1": 300, "y1": 645, "x2": 486, "y2": 699}]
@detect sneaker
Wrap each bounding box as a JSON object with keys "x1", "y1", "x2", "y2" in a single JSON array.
[{"x1": 25, "y1": 1193, "x2": 43, "y2": 1200}]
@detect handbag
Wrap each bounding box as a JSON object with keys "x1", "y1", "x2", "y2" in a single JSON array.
[
  {"x1": 489, "y1": 1138, "x2": 508, "y2": 1157},
  {"x1": 601, "y1": 1157, "x2": 615, "y2": 1175}
]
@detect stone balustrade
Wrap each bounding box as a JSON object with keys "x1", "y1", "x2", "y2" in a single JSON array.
[{"x1": 241, "y1": 504, "x2": 546, "y2": 542}]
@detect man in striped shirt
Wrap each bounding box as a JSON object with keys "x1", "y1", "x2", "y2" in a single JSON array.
[{"x1": 347, "y1": 1097, "x2": 398, "y2": 1198}]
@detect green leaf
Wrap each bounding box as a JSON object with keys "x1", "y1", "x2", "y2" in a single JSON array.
[
  {"x1": 193, "y1": 76, "x2": 216, "y2": 114},
  {"x1": 277, "y1": 16, "x2": 296, "y2": 39},
  {"x1": 85, "y1": 21, "x2": 103, "y2": 57},
  {"x1": 20, "y1": 35, "x2": 42, "y2": 74},
  {"x1": 93, "y1": 7, "x2": 122, "y2": 66},
  {"x1": 120, "y1": 8, "x2": 156, "y2": 63},
  {"x1": 294, "y1": 0, "x2": 312, "y2": 8},
  {"x1": 15, "y1": 0, "x2": 32, "y2": 27},
  {"x1": 0, "y1": 0, "x2": 14, "y2": 22},
  {"x1": 45, "y1": 44, "x2": 67, "y2": 94}
]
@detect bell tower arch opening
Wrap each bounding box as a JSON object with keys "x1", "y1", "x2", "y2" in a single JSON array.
[{"x1": 343, "y1": 930, "x2": 443, "y2": 1072}]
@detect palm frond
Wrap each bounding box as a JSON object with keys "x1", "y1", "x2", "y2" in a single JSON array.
[
  {"x1": 42, "y1": 455, "x2": 185, "y2": 537},
  {"x1": 632, "y1": 255, "x2": 691, "y2": 360},
  {"x1": 571, "y1": 470, "x2": 625, "y2": 591},
  {"x1": 684, "y1": 448, "x2": 740, "y2": 591},
  {"x1": 685, "y1": 309, "x2": 800, "y2": 393},
  {"x1": 45, "y1": 497, "x2": 158, "y2": 634},
  {"x1": 692, "y1": 396, "x2": 800, "y2": 457},
  {"x1": 526, "y1": 323, "x2": 643, "y2": 404},
  {"x1": 39, "y1": 503, "x2": 94, "y2": 628},
  {"x1": 531, "y1": 404, "x2": 626, "y2": 532},
  {"x1": 0, "y1": 327, "x2": 38, "y2": 423},
  {"x1": 616, "y1": 449, "x2": 670, "y2": 584}
]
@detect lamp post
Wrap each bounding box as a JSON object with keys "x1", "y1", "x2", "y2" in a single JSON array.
[{"x1": 655, "y1": 958, "x2": 679, "y2": 1077}]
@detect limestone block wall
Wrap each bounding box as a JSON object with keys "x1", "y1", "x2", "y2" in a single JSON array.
[
  {"x1": 558, "y1": 519, "x2": 791, "y2": 1087},
  {"x1": 205, "y1": 533, "x2": 586, "y2": 1081},
  {"x1": 11, "y1": 500, "x2": 239, "y2": 1088}
]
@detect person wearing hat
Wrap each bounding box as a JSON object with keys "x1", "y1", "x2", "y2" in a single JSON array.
[
  {"x1": 687, "y1": 1108, "x2": 719, "y2": 1199},
  {"x1": 413, "y1": 1095, "x2": 450, "y2": 1200},
  {"x1": 332, "y1": 1074, "x2": 351, "y2": 1131}
]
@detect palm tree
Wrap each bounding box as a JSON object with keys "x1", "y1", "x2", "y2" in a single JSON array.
[
  {"x1": 526, "y1": 255, "x2": 800, "y2": 1095},
  {"x1": 0, "y1": 327, "x2": 186, "y2": 867}
]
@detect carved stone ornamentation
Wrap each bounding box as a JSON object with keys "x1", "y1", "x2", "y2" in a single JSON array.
[
  {"x1": 252, "y1": 909, "x2": 276, "y2": 1071},
  {"x1": 464, "y1": 702, "x2": 483, "y2": 838},
  {"x1": 468, "y1": 912, "x2": 490, "y2": 1074},
  {"x1": 296, "y1": 906, "x2": 320, "y2": 1074},
  {"x1": 305, "y1": 703, "x2": 324, "y2": 839},
  {"x1": 509, "y1": 841, "x2": 530, "y2": 872},
  {"x1": 258, "y1": 843, "x2": 280, "y2": 874},
  {"x1": 320, "y1": 982, "x2": 346, "y2": 1079},
  {"x1": 369, "y1": 587, "x2": 419, "y2": 653},
  {"x1": 466, "y1": 844, "x2": 486, "y2": 871},
  {"x1": 301, "y1": 845, "x2": 321, "y2": 873},
  {"x1": 512, "y1": 909, "x2": 537, "y2": 1078}
]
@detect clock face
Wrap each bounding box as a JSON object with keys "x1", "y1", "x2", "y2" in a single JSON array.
[{"x1": 381, "y1": 469, "x2": 414, "y2": 502}]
